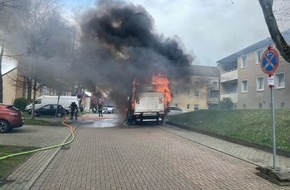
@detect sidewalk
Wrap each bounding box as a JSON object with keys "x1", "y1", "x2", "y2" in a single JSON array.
[
  {"x1": 160, "y1": 124, "x2": 290, "y2": 169},
  {"x1": 1, "y1": 121, "x2": 290, "y2": 189}
]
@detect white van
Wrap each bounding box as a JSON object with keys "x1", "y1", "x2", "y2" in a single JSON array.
[{"x1": 25, "y1": 95, "x2": 78, "y2": 111}]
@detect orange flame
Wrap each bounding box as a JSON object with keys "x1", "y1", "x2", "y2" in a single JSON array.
[{"x1": 151, "y1": 74, "x2": 172, "y2": 108}]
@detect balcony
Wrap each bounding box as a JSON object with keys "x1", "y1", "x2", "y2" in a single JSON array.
[
  {"x1": 208, "y1": 84, "x2": 219, "y2": 90},
  {"x1": 207, "y1": 97, "x2": 219, "y2": 104},
  {"x1": 221, "y1": 70, "x2": 238, "y2": 83},
  {"x1": 220, "y1": 93, "x2": 238, "y2": 103}
]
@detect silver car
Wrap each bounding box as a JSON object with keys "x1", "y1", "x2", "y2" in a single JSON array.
[{"x1": 166, "y1": 107, "x2": 184, "y2": 115}]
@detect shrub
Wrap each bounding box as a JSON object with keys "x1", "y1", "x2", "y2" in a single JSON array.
[
  {"x1": 219, "y1": 98, "x2": 234, "y2": 110},
  {"x1": 13, "y1": 98, "x2": 28, "y2": 111}
]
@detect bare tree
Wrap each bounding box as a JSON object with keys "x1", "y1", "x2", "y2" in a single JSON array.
[
  {"x1": 0, "y1": 0, "x2": 21, "y2": 10},
  {"x1": 259, "y1": 0, "x2": 290, "y2": 63},
  {"x1": 3, "y1": 0, "x2": 77, "y2": 117}
]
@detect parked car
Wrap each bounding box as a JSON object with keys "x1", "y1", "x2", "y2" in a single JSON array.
[
  {"x1": 30, "y1": 104, "x2": 68, "y2": 117},
  {"x1": 102, "y1": 106, "x2": 115, "y2": 114},
  {"x1": 0, "y1": 104, "x2": 24, "y2": 133},
  {"x1": 165, "y1": 106, "x2": 184, "y2": 115}
]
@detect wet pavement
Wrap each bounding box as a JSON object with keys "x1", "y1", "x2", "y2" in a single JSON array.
[{"x1": 1, "y1": 113, "x2": 290, "y2": 190}]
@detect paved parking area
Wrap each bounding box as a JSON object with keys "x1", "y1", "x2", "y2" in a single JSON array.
[
  {"x1": 29, "y1": 126, "x2": 289, "y2": 190},
  {"x1": 0, "y1": 124, "x2": 69, "y2": 147},
  {"x1": 1, "y1": 114, "x2": 290, "y2": 190}
]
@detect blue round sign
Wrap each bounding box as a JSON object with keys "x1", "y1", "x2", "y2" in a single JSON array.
[{"x1": 260, "y1": 47, "x2": 279, "y2": 75}]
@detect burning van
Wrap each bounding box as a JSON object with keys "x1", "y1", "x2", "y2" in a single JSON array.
[{"x1": 126, "y1": 74, "x2": 172, "y2": 125}]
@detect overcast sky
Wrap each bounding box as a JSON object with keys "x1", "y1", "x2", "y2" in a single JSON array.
[{"x1": 59, "y1": 0, "x2": 283, "y2": 66}]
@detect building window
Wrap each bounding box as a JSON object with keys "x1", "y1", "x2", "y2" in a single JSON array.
[
  {"x1": 281, "y1": 102, "x2": 285, "y2": 108},
  {"x1": 275, "y1": 73, "x2": 285, "y2": 89},
  {"x1": 241, "y1": 80, "x2": 248, "y2": 93},
  {"x1": 210, "y1": 91, "x2": 219, "y2": 98},
  {"x1": 187, "y1": 104, "x2": 190, "y2": 109},
  {"x1": 212, "y1": 81, "x2": 218, "y2": 87},
  {"x1": 256, "y1": 77, "x2": 264, "y2": 91},
  {"x1": 243, "y1": 104, "x2": 246, "y2": 109},
  {"x1": 241, "y1": 56, "x2": 248, "y2": 68},
  {"x1": 257, "y1": 50, "x2": 263, "y2": 64},
  {"x1": 259, "y1": 103, "x2": 262, "y2": 109},
  {"x1": 194, "y1": 104, "x2": 199, "y2": 111},
  {"x1": 194, "y1": 91, "x2": 200, "y2": 98}
]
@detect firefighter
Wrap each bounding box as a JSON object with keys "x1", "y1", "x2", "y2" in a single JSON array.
[
  {"x1": 97, "y1": 102, "x2": 103, "y2": 117},
  {"x1": 69, "y1": 102, "x2": 78, "y2": 120}
]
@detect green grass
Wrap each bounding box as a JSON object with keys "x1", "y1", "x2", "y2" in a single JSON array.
[
  {"x1": 23, "y1": 112, "x2": 66, "y2": 126},
  {"x1": 0, "y1": 146, "x2": 36, "y2": 180},
  {"x1": 166, "y1": 109, "x2": 290, "y2": 152}
]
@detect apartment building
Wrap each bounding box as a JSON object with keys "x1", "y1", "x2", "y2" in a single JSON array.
[
  {"x1": 217, "y1": 30, "x2": 290, "y2": 109},
  {"x1": 170, "y1": 65, "x2": 219, "y2": 112}
]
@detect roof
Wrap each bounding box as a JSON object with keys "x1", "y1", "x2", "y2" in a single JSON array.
[
  {"x1": 191, "y1": 64, "x2": 219, "y2": 77},
  {"x1": 217, "y1": 29, "x2": 290, "y2": 64},
  {"x1": 0, "y1": 46, "x2": 18, "y2": 75}
]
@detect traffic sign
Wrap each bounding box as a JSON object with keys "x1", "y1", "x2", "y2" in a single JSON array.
[
  {"x1": 268, "y1": 75, "x2": 275, "y2": 87},
  {"x1": 260, "y1": 46, "x2": 279, "y2": 75}
]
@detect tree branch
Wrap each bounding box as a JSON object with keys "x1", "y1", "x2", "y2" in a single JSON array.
[{"x1": 259, "y1": 0, "x2": 290, "y2": 63}]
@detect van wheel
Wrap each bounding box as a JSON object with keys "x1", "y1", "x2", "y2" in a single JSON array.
[
  {"x1": 57, "y1": 112, "x2": 63, "y2": 117},
  {"x1": 132, "y1": 119, "x2": 136, "y2": 125},
  {"x1": 0, "y1": 120, "x2": 10, "y2": 133},
  {"x1": 33, "y1": 112, "x2": 39, "y2": 117}
]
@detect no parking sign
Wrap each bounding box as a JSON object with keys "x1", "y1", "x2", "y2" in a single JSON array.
[{"x1": 260, "y1": 46, "x2": 279, "y2": 75}]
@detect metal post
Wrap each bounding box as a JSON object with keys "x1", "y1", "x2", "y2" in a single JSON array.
[
  {"x1": 270, "y1": 86, "x2": 277, "y2": 169},
  {"x1": 217, "y1": 62, "x2": 221, "y2": 109}
]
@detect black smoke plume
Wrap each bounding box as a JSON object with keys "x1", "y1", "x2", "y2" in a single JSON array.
[{"x1": 78, "y1": 0, "x2": 193, "y2": 112}]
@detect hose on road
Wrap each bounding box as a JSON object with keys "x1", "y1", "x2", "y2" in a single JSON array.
[{"x1": 0, "y1": 117, "x2": 77, "y2": 161}]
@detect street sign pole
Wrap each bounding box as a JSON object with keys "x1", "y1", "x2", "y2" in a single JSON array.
[
  {"x1": 261, "y1": 46, "x2": 279, "y2": 170},
  {"x1": 269, "y1": 76, "x2": 276, "y2": 169}
]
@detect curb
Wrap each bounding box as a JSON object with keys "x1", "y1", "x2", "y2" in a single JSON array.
[{"x1": 24, "y1": 146, "x2": 62, "y2": 190}]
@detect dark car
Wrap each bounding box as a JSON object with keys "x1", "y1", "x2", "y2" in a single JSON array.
[
  {"x1": 31, "y1": 104, "x2": 68, "y2": 117},
  {"x1": 0, "y1": 104, "x2": 24, "y2": 133}
]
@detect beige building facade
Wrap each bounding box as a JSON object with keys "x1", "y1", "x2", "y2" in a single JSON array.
[
  {"x1": 218, "y1": 29, "x2": 290, "y2": 109},
  {"x1": 170, "y1": 65, "x2": 219, "y2": 112},
  {"x1": 3, "y1": 68, "x2": 19, "y2": 104},
  {"x1": 2, "y1": 50, "x2": 25, "y2": 105}
]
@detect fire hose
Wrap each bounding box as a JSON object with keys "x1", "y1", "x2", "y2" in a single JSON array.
[{"x1": 0, "y1": 116, "x2": 80, "y2": 161}]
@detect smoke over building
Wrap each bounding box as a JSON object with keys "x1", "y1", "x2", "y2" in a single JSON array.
[{"x1": 77, "y1": 0, "x2": 193, "y2": 109}]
